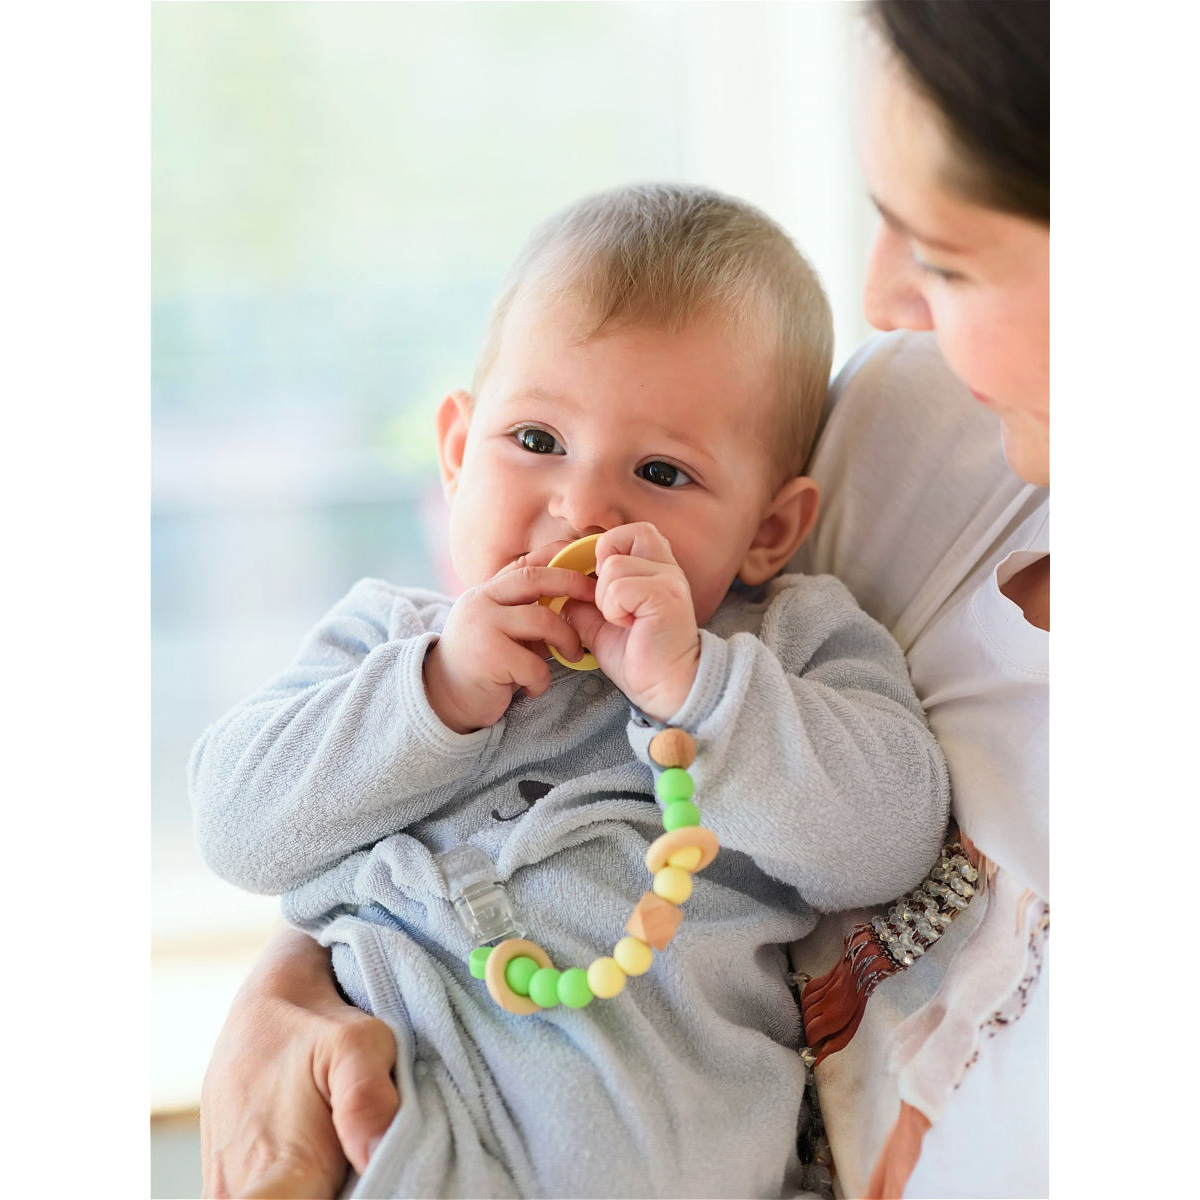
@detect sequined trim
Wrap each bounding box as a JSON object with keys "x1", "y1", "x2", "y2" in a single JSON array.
[{"x1": 870, "y1": 844, "x2": 978, "y2": 968}]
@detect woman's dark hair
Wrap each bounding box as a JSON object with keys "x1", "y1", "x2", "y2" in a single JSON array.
[{"x1": 867, "y1": 0, "x2": 1049, "y2": 223}]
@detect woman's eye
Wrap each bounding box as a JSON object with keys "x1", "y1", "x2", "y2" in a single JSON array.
[
  {"x1": 637, "y1": 460, "x2": 692, "y2": 488},
  {"x1": 913, "y1": 253, "x2": 964, "y2": 283},
  {"x1": 517, "y1": 427, "x2": 562, "y2": 455}
]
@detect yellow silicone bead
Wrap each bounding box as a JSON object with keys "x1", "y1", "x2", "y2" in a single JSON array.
[
  {"x1": 652, "y1": 865, "x2": 694, "y2": 905},
  {"x1": 666, "y1": 846, "x2": 703, "y2": 871},
  {"x1": 613, "y1": 935, "x2": 653, "y2": 976},
  {"x1": 587, "y1": 956, "x2": 627, "y2": 998}
]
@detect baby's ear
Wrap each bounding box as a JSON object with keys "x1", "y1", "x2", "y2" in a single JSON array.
[
  {"x1": 435, "y1": 390, "x2": 473, "y2": 501},
  {"x1": 738, "y1": 476, "x2": 820, "y2": 586}
]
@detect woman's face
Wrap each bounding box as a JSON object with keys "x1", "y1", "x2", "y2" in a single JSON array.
[{"x1": 855, "y1": 34, "x2": 1049, "y2": 487}]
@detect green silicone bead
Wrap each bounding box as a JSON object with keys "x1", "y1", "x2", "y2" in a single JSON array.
[
  {"x1": 656, "y1": 767, "x2": 695, "y2": 804},
  {"x1": 469, "y1": 946, "x2": 493, "y2": 979},
  {"x1": 557, "y1": 967, "x2": 594, "y2": 1008},
  {"x1": 528, "y1": 967, "x2": 563, "y2": 1008},
  {"x1": 505, "y1": 955, "x2": 540, "y2": 996},
  {"x1": 662, "y1": 799, "x2": 701, "y2": 831}
]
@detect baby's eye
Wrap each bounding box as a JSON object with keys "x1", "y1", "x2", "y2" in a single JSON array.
[
  {"x1": 516, "y1": 427, "x2": 563, "y2": 455},
  {"x1": 637, "y1": 460, "x2": 692, "y2": 488}
]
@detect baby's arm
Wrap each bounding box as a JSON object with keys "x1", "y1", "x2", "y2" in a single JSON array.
[
  {"x1": 631, "y1": 575, "x2": 949, "y2": 911},
  {"x1": 189, "y1": 579, "x2": 494, "y2": 894},
  {"x1": 191, "y1": 556, "x2": 596, "y2": 895}
]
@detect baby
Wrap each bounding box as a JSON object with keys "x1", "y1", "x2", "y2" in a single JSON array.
[{"x1": 190, "y1": 183, "x2": 948, "y2": 1199}]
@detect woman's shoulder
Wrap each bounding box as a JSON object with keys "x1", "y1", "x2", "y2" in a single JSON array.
[{"x1": 793, "y1": 331, "x2": 1048, "y2": 652}]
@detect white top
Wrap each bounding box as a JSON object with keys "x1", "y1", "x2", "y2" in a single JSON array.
[{"x1": 789, "y1": 331, "x2": 1049, "y2": 1198}]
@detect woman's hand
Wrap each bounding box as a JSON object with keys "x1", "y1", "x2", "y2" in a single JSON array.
[{"x1": 201, "y1": 927, "x2": 399, "y2": 1199}]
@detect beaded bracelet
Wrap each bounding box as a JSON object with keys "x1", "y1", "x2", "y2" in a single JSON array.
[
  {"x1": 467, "y1": 726, "x2": 720, "y2": 1013},
  {"x1": 798, "y1": 836, "x2": 982, "y2": 1066}
]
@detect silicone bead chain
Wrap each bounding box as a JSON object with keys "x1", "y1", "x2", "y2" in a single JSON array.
[{"x1": 468, "y1": 726, "x2": 720, "y2": 1013}]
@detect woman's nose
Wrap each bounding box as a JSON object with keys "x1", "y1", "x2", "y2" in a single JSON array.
[{"x1": 863, "y1": 224, "x2": 934, "y2": 333}]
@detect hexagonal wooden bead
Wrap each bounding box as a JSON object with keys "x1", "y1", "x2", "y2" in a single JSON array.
[
  {"x1": 625, "y1": 891, "x2": 683, "y2": 950},
  {"x1": 648, "y1": 727, "x2": 697, "y2": 769}
]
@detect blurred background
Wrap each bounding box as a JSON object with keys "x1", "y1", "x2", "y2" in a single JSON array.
[{"x1": 151, "y1": 2, "x2": 870, "y2": 1192}]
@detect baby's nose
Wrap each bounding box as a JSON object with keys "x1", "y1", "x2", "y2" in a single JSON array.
[{"x1": 551, "y1": 472, "x2": 626, "y2": 537}]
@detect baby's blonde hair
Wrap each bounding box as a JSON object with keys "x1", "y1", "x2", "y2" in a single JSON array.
[{"x1": 473, "y1": 183, "x2": 833, "y2": 482}]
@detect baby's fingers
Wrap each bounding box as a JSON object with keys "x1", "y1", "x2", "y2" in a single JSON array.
[
  {"x1": 499, "y1": 601, "x2": 588, "y2": 667},
  {"x1": 485, "y1": 565, "x2": 598, "y2": 608},
  {"x1": 496, "y1": 540, "x2": 574, "y2": 573},
  {"x1": 595, "y1": 522, "x2": 676, "y2": 569},
  {"x1": 597, "y1": 567, "x2": 694, "y2": 628}
]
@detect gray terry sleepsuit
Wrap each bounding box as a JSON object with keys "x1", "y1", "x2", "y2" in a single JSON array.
[{"x1": 190, "y1": 572, "x2": 948, "y2": 1199}]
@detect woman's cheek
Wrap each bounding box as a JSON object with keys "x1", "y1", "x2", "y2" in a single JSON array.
[{"x1": 934, "y1": 299, "x2": 993, "y2": 397}]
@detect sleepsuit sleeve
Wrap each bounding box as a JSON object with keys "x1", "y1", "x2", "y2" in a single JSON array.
[
  {"x1": 188, "y1": 578, "x2": 500, "y2": 894},
  {"x1": 628, "y1": 574, "x2": 949, "y2": 911}
]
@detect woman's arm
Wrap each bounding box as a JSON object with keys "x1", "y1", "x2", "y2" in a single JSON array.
[{"x1": 201, "y1": 927, "x2": 400, "y2": 1200}]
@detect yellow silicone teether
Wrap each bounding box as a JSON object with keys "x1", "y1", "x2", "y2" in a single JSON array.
[{"x1": 538, "y1": 533, "x2": 601, "y2": 671}]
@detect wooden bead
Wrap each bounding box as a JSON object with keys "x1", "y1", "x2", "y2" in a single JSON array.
[
  {"x1": 626, "y1": 891, "x2": 683, "y2": 950},
  {"x1": 648, "y1": 727, "x2": 696, "y2": 769},
  {"x1": 484, "y1": 938, "x2": 554, "y2": 1015},
  {"x1": 645, "y1": 826, "x2": 719, "y2": 874}
]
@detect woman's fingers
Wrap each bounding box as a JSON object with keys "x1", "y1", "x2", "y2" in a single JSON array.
[
  {"x1": 199, "y1": 928, "x2": 395, "y2": 1200},
  {"x1": 322, "y1": 1016, "x2": 401, "y2": 1176}
]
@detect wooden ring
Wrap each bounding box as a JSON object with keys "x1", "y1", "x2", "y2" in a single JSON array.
[
  {"x1": 484, "y1": 938, "x2": 555, "y2": 1015},
  {"x1": 538, "y1": 534, "x2": 602, "y2": 671},
  {"x1": 545, "y1": 533, "x2": 601, "y2": 576},
  {"x1": 645, "y1": 826, "x2": 719, "y2": 874}
]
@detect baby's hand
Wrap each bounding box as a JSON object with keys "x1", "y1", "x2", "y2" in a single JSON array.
[
  {"x1": 423, "y1": 544, "x2": 597, "y2": 733},
  {"x1": 565, "y1": 522, "x2": 700, "y2": 723}
]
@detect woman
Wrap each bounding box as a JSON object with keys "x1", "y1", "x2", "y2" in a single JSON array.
[
  {"x1": 199, "y1": 2, "x2": 1049, "y2": 1196},
  {"x1": 795, "y1": 3, "x2": 1047, "y2": 1195}
]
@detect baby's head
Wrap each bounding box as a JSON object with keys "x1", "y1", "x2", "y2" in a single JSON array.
[{"x1": 436, "y1": 183, "x2": 833, "y2": 626}]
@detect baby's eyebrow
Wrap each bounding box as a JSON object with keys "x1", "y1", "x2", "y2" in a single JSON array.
[{"x1": 508, "y1": 386, "x2": 579, "y2": 409}]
